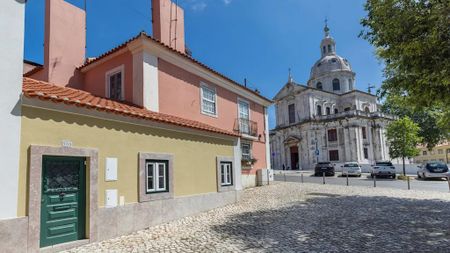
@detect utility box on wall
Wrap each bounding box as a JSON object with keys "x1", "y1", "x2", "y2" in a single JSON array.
[
  {"x1": 256, "y1": 169, "x2": 273, "y2": 186},
  {"x1": 105, "y1": 189, "x2": 118, "y2": 208},
  {"x1": 105, "y1": 157, "x2": 118, "y2": 181}
]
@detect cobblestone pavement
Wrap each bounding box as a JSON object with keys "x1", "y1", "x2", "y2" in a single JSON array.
[{"x1": 66, "y1": 183, "x2": 450, "y2": 253}]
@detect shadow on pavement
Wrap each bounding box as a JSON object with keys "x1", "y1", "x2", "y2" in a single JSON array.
[{"x1": 211, "y1": 195, "x2": 450, "y2": 252}]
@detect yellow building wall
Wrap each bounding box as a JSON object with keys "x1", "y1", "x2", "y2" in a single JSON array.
[
  {"x1": 17, "y1": 106, "x2": 234, "y2": 217},
  {"x1": 414, "y1": 143, "x2": 450, "y2": 164}
]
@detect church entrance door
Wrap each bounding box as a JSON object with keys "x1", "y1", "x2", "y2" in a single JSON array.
[{"x1": 290, "y1": 146, "x2": 299, "y2": 170}]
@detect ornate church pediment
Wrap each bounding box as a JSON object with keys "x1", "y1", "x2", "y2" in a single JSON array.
[{"x1": 283, "y1": 135, "x2": 302, "y2": 145}]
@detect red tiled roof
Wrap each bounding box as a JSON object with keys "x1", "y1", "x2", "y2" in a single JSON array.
[
  {"x1": 78, "y1": 32, "x2": 272, "y2": 104},
  {"x1": 22, "y1": 77, "x2": 239, "y2": 137}
]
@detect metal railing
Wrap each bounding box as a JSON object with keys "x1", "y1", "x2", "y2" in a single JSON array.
[{"x1": 234, "y1": 118, "x2": 258, "y2": 137}]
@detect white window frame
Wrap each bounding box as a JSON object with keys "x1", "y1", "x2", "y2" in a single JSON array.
[
  {"x1": 237, "y1": 98, "x2": 251, "y2": 120},
  {"x1": 146, "y1": 160, "x2": 168, "y2": 193},
  {"x1": 220, "y1": 162, "x2": 233, "y2": 186},
  {"x1": 105, "y1": 65, "x2": 125, "y2": 100},
  {"x1": 200, "y1": 83, "x2": 218, "y2": 117},
  {"x1": 241, "y1": 142, "x2": 252, "y2": 161},
  {"x1": 237, "y1": 98, "x2": 251, "y2": 135}
]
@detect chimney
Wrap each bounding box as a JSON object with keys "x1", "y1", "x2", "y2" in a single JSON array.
[
  {"x1": 43, "y1": 0, "x2": 85, "y2": 88},
  {"x1": 152, "y1": 0, "x2": 186, "y2": 53}
]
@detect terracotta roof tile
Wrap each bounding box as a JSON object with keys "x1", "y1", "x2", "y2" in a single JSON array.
[
  {"x1": 78, "y1": 32, "x2": 272, "y2": 104},
  {"x1": 23, "y1": 78, "x2": 239, "y2": 137}
]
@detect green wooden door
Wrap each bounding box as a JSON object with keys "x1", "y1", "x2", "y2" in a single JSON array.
[{"x1": 40, "y1": 156, "x2": 86, "y2": 248}]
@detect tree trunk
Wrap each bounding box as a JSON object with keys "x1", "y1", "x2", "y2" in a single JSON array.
[{"x1": 402, "y1": 157, "x2": 406, "y2": 176}]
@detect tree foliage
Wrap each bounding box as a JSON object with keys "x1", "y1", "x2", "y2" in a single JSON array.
[
  {"x1": 386, "y1": 116, "x2": 422, "y2": 161},
  {"x1": 381, "y1": 94, "x2": 448, "y2": 150},
  {"x1": 361, "y1": 0, "x2": 450, "y2": 128}
]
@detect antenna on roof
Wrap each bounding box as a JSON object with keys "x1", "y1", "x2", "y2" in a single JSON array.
[
  {"x1": 84, "y1": 0, "x2": 87, "y2": 59},
  {"x1": 244, "y1": 78, "x2": 247, "y2": 87},
  {"x1": 169, "y1": 0, "x2": 179, "y2": 50},
  {"x1": 367, "y1": 83, "x2": 375, "y2": 94}
]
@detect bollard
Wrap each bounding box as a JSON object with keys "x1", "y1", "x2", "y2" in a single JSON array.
[
  {"x1": 346, "y1": 173, "x2": 349, "y2": 186},
  {"x1": 407, "y1": 176, "x2": 410, "y2": 190},
  {"x1": 373, "y1": 174, "x2": 376, "y2": 187},
  {"x1": 323, "y1": 172, "x2": 326, "y2": 184},
  {"x1": 447, "y1": 177, "x2": 450, "y2": 192},
  {"x1": 267, "y1": 170, "x2": 270, "y2": 186},
  {"x1": 301, "y1": 173, "x2": 304, "y2": 183}
]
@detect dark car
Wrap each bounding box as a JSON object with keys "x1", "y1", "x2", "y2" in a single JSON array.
[{"x1": 314, "y1": 162, "x2": 335, "y2": 176}]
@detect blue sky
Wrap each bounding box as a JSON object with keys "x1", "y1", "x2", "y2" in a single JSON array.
[{"x1": 24, "y1": 0, "x2": 384, "y2": 129}]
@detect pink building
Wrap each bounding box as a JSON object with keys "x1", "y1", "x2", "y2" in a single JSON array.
[{"x1": 26, "y1": 0, "x2": 272, "y2": 188}]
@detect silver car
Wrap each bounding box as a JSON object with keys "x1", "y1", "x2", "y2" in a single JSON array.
[
  {"x1": 341, "y1": 162, "x2": 362, "y2": 177},
  {"x1": 417, "y1": 161, "x2": 449, "y2": 179}
]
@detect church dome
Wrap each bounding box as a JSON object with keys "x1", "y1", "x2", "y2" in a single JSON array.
[
  {"x1": 310, "y1": 54, "x2": 352, "y2": 80},
  {"x1": 307, "y1": 22, "x2": 356, "y2": 94}
]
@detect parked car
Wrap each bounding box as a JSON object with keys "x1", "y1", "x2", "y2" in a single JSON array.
[
  {"x1": 371, "y1": 161, "x2": 396, "y2": 179},
  {"x1": 342, "y1": 162, "x2": 362, "y2": 177},
  {"x1": 417, "y1": 161, "x2": 449, "y2": 180},
  {"x1": 314, "y1": 162, "x2": 335, "y2": 176}
]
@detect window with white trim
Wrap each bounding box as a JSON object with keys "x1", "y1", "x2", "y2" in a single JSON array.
[
  {"x1": 220, "y1": 162, "x2": 233, "y2": 186},
  {"x1": 201, "y1": 84, "x2": 217, "y2": 116},
  {"x1": 241, "y1": 143, "x2": 252, "y2": 161},
  {"x1": 106, "y1": 67, "x2": 124, "y2": 100},
  {"x1": 146, "y1": 160, "x2": 169, "y2": 193}
]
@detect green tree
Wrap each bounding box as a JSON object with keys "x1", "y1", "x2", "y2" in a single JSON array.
[
  {"x1": 380, "y1": 94, "x2": 448, "y2": 150},
  {"x1": 361, "y1": 0, "x2": 450, "y2": 127},
  {"x1": 386, "y1": 117, "x2": 422, "y2": 175}
]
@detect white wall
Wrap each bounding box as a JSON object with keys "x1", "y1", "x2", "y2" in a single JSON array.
[{"x1": 0, "y1": 0, "x2": 25, "y2": 219}]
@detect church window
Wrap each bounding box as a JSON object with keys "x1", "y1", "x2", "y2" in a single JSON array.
[
  {"x1": 334, "y1": 108, "x2": 339, "y2": 114},
  {"x1": 328, "y1": 129, "x2": 337, "y2": 142},
  {"x1": 322, "y1": 46, "x2": 326, "y2": 54},
  {"x1": 362, "y1": 127, "x2": 367, "y2": 139},
  {"x1": 327, "y1": 44, "x2": 332, "y2": 52},
  {"x1": 348, "y1": 79, "x2": 353, "y2": 90},
  {"x1": 288, "y1": 104, "x2": 295, "y2": 124},
  {"x1": 326, "y1": 107, "x2": 331, "y2": 115},
  {"x1": 329, "y1": 150, "x2": 339, "y2": 161},
  {"x1": 344, "y1": 107, "x2": 351, "y2": 112},
  {"x1": 317, "y1": 82, "x2": 323, "y2": 90},
  {"x1": 364, "y1": 107, "x2": 370, "y2": 113},
  {"x1": 317, "y1": 105, "x2": 322, "y2": 116},
  {"x1": 364, "y1": 148, "x2": 369, "y2": 159},
  {"x1": 332, "y1": 79, "x2": 340, "y2": 91}
]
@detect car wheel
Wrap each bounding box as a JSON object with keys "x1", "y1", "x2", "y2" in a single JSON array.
[
  {"x1": 370, "y1": 173, "x2": 374, "y2": 178},
  {"x1": 358, "y1": 174, "x2": 362, "y2": 177},
  {"x1": 391, "y1": 175, "x2": 396, "y2": 179},
  {"x1": 417, "y1": 173, "x2": 421, "y2": 179},
  {"x1": 422, "y1": 173, "x2": 426, "y2": 180}
]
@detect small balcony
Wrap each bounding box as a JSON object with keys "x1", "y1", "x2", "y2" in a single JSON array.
[{"x1": 234, "y1": 118, "x2": 258, "y2": 137}]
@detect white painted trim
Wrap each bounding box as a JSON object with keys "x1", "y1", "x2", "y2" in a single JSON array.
[
  {"x1": 264, "y1": 107, "x2": 271, "y2": 169},
  {"x1": 105, "y1": 65, "x2": 125, "y2": 100},
  {"x1": 200, "y1": 82, "x2": 218, "y2": 118},
  {"x1": 0, "y1": 0, "x2": 25, "y2": 219},
  {"x1": 22, "y1": 97, "x2": 238, "y2": 142},
  {"x1": 143, "y1": 52, "x2": 159, "y2": 112},
  {"x1": 233, "y1": 138, "x2": 242, "y2": 190}
]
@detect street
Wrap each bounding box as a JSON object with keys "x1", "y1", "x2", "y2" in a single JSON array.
[
  {"x1": 66, "y1": 182, "x2": 450, "y2": 253},
  {"x1": 274, "y1": 170, "x2": 450, "y2": 193}
]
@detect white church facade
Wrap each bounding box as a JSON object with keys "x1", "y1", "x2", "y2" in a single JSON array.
[{"x1": 270, "y1": 24, "x2": 395, "y2": 170}]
